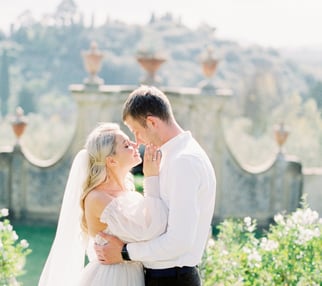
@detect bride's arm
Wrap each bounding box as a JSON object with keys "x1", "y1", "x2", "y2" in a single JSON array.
[
  {"x1": 101, "y1": 145, "x2": 167, "y2": 242},
  {"x1": 84, "y1": 190, "x2": 111, "y2": 237}
]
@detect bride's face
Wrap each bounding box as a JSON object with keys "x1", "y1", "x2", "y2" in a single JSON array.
[{"x1": 111, "y1": 131, "x2": 142, "y2": 169}]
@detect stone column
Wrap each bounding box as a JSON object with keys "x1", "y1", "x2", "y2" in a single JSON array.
[
  {"x1": 10, "y1": 146, "x2": 26, "y2": 220},
  {"x1": 9, "y1": 107, "x2": 28, "y2": 219},
  {"x1": 198, "y1": 90, "x2": 232, "y2": 221}
]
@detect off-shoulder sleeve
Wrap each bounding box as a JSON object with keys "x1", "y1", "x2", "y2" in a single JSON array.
[{"x1": 100, "y1": 176, "x2": 168, "y2": 243}]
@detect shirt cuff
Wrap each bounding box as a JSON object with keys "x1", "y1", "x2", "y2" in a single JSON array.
[{"x1": 143, "y1": 176, "x2": 159, "y2": 197}]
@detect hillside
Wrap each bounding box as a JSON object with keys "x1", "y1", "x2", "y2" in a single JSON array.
[{"x1": 0, "y1": 2, "x2": 321, "y2": 167}]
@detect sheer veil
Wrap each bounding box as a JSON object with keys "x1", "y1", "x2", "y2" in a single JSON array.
[{"x1": 38, "y1": 149, "x2": 89, "y2": 286}]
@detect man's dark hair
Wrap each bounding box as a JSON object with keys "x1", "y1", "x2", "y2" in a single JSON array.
[{"x1": 122, "y1": 85, "x2": 173, "y2": 127}]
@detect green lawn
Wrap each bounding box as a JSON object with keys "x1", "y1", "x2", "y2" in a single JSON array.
[{"x1": 13, "y1": 224, "x2": 56, "y2": 286}]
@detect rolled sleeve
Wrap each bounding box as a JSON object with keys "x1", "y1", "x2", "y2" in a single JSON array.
[{"x1": 143, "y1": 176, "x2": 160, "y2": 198}]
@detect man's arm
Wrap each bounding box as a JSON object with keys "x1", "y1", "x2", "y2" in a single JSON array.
[
  {"x1": 96, "y1": 156, "x2": 204, "y2": 265},
  {"x1": 95, "y1": 233, "x2": 124, "y2": 264},
  {"x1": 127, "y1": 157, "x2": 202, "y2": 262}
]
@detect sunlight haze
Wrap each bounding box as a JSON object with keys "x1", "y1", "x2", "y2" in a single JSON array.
[{"x1": 1, "y1": 0, "x2": 322, "y2": 49}]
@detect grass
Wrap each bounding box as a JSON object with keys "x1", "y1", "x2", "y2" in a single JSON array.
[{"x1": 13, "y1": 223, "x2": 56, "y2": 286}]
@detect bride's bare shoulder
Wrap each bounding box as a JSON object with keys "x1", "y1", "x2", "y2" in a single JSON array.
[{"x1": 85, "y1": 190, "x2": 113, "y2": 215}]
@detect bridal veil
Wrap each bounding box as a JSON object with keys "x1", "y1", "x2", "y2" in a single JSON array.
[{"x1": 38, "y1": 150, "x2": 88, "y2": 286}]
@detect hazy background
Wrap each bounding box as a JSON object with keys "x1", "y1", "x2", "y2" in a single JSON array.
[
  {"x1": 1, "y1": 0, "x2": 322, "y2": 49},
  {"x1": 0, "y1": 0, "x2": 321, "y2": 168}
]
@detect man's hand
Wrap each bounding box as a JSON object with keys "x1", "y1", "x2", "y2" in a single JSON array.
[{"x1": 94, "y1": 232, "x2": 124, "y2": 265}]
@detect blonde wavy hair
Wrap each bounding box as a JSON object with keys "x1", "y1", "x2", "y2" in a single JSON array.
[{"x1": 80, "y1": 122, "x2": 134, "y2": 233}]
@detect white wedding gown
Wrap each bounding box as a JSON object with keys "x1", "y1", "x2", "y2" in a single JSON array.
[
  {"x1": 38, "y1": 151, "x2": 166, "y2": 286},
  {"x1": 77, "y1": 190, "x2": 167, "y2": 286}
]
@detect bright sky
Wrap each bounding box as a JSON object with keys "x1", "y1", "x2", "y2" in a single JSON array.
[{"x1": 1, "y1": 0, "x2": 322, "y2": 49}]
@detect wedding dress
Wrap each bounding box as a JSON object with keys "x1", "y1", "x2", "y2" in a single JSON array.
[{"x1": 38, "y1": 150, "x2": 167, "y2": 286}]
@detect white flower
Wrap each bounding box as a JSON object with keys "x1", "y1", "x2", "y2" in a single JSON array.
[
  {"x1": 221, "y1": 249, "x2": 229, "y2": 256},
  {"x1": 247, "y1": 249, "x2": 262, "y2": 268},
  {"x1": 11, "y1": 230, "x2": 19, "y2": 241},
  {"x1": 243, "y1": 247, "x2": 251, "y2": 254},
  {"x1": 296, "y1": 251, "x2": 304, "y2": 259},
  {"x1": 295, "y1": 226, "x2": 320, "y2": 245},
  {"x1": 244, "y1": 216, "x2": 255, "y2": 232},
  {"x1": 207, "y1": 238, "x2": 215, "y2": 247},
  {"x1": 313, "y1": 227, "x2": 321, "y2": 237},
  {"x1": 244, "y1": 217, "x2": 251, "y2": 226},
  {"x1": 248, "y1": 251, "x2": 261, "y2": 262},
  {"x1": 274, "y1": 213, "x2": 284, "y2": 225},
  {"x1": 260, "y1": 237, "x2": 279, "y2": 251},
  {"x1": 292, "y1": 208, "x2": 319, "y2": 226},
  {"x1": 0, "y1": 208, "x2": 9, "y2": 217},
  {"x1": 0, "y1": 212, "x2": 32, "y2": 279},
  {"x1": 20, "y1": 239, "x2": 29, "y2": 248}
]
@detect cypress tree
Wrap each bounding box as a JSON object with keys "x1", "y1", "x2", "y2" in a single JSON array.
[{"x1": 0, "y1": 49, "x2": 10, "y2": 117}]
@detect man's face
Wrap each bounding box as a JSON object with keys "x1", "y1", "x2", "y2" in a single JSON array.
[{"x1": 124, "y1": 116, "x2": 156, "y2": 146}]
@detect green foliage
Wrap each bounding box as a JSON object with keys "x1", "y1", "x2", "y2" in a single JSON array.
[
  {"x1": 225, "y1": 92, "x2": 322, "y2": 167},
  {"x1": 308, "y1": 81, "x2": 322, "y2": 110},
  {"x1": 134, "y1": 174, "x2": 144, "y2": 193},
  {"x1": 17, "y1": 86, "x2": 36, "y2": 114},
  {"x1": 0, "y1": 49, "x2": 10, "y2": 117},
  {"x1": 0, "y1": 209, "x2": 32, "y2": 284},
  {"x1": 13, "y1": 224, "x2": 55, "y2": 286},
  {"x1": 21, "y1": 113, "x2": 76, "y2": 160},
  {"x1": 0, "y1": 1, "x2": 321, "y2": 168},
  {"x1": 201, "y1": 197, "x2": 322, "y2": 285},
  {"x1": 0, "y1": 2, "x2": 318, "y2": 105}
]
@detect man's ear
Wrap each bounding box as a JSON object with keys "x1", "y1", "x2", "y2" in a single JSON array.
[{"x1": 146, "y1": 116, "x2": 158, "y2": 128}]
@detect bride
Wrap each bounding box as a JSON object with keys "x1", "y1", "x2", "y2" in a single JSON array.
[{"x1": 38, "y1": 122, "x2": 167, "y2": 286}]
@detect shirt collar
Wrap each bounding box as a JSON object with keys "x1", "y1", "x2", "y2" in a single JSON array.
[{"x1": 160, "y1": 131, "x2": 191, "y2": 155}]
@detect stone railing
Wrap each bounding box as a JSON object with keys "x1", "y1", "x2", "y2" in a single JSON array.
[
  {"x1": 0, "y1": 42, "x2": 320, "y2": 226},
  {"x1": 0, "y1": 82, "x2": 312, "y2": 226}
]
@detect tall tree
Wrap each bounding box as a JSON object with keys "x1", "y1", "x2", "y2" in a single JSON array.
[
  {"x1": 308, "y1": 81, "x2": 322, "y2": 110},
  {"x1": 18, "y1": 86, "x2": 36, "y2": 114},
  {"x1": 55, "y1": 0, "x2": 79, "y2": 26},
  {"x1": 0, "y1": 49, "x2": 10, "y2": 117}
]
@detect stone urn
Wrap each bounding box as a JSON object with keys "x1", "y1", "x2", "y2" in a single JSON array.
[
  {"x1": 82, "y1": 41, "x2": 104, "y2": 86},
  {"x1": 136, "y1": 49, "x2": 166, "y2": 86},
  {"x1": 199, "y1": 46, "x2": 219, "y2": 94},
  {"x1": 11, "y1": 107, "x2": 27, "y2": 145},
  {"x1": 274, "y1": 122, "x2": 289, "y2": 154}
]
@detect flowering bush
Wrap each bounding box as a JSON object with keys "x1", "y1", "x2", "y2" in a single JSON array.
[
  {"x1": 201, "y1": 198, "x2": 322, "y2": 285},
  {"x1": 0, "y1": 209, "x2": 31, "y2": 285}
]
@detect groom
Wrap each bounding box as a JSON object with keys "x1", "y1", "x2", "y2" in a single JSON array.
[{"x1": 95, "y1": 85, "x2": 216, "y2": 286}]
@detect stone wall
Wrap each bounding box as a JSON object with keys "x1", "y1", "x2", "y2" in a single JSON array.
[
  {"x1": 0, "y1": 83, "x2": 319, "y2": 227},
  {"x1": 303, "y1": 168, "x2": 322, "y2": 215}
]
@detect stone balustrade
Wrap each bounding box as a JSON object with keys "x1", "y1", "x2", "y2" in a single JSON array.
[
  {"x1": 0, "y1": 42, "x2": 320, "y2": 227},
  {"x1": 0, "y1": 82, "x2": 317, "y2": 227}
]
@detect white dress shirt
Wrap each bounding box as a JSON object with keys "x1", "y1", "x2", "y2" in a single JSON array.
[{"x1": 128, "y1": 131, "x2": 216, "y2": 269}]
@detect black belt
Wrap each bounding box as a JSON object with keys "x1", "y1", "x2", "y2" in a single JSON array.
[{"x1": 144, "y1": 266, "x2": 196, "y2": 278}]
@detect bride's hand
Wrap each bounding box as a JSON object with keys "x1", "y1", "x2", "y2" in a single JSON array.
[{"x1": 143, "y1": 144, "x2": 161, "y2": 177}]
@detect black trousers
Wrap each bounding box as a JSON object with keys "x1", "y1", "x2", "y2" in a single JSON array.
[{"x1": 144, "y1": 266, "x2": 201, "y2": 286}]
